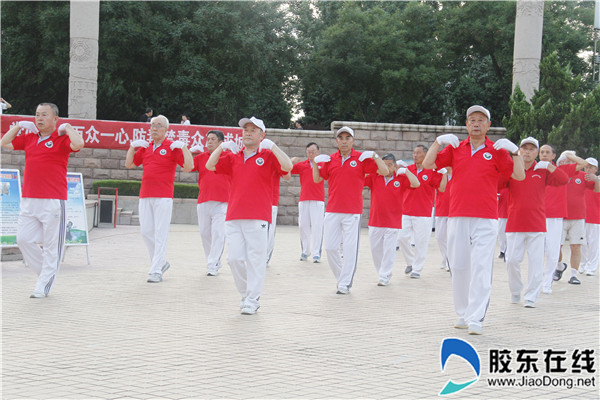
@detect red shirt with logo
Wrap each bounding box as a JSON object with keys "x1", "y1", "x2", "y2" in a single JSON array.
[
  {"x1": 11, "y1": 130, "x2": 78, "y2": 200},
  {"x1": 318, "y1": 150, "x2": 378, "y2": 214},
  {"x1": 272, "y1": 171, "x2": 286, "y2": 207},
  {"x1": 291, "y1": 159, "x2": 325, "y2": 201},
  {"x1": 365, "y1": 174, "x2": 409, "y2": 229},
  {"x1": 402, "y1": 164, "x2": 441, "y2": 217},
  {"x1": 435, "y1": 178, "x2": 452, "y2": 218},
  {"x1": 545, "y1": 163, "x2": 576, "y2": 218},
  {"x1": 500, "y1": 162, "x2": 569, "y2": 232},
  {"x1": 215, "y1": 149, "x2": 284, "y2": 223},
  {"x1": 566, "y1": 170, "x2": 595, "y2": 220},
  {"x1": 436, "y1": 136, "x2": 514, "y2": 219},
  {"x1": 192, "y1": 151, "x2": 232, "y2": 204},
  {"x1": 134, "y1": 139, "x2": 185, "y2": 198},
  {"x1": 585, "y1": 189, "x2": 600, "y2": 224}
]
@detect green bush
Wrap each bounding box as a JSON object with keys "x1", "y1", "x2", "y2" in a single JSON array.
[{"x1": 91, "y1": 180, "x2": 199, "y2": 199}]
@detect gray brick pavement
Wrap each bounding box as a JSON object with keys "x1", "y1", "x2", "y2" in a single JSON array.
[{"x1": 2, "y1": 224, "x2": 598, "y2": 399}]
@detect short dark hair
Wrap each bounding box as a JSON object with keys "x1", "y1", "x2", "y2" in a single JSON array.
[
  {"x1": 415, "y1": 144, "x2": 428, "y2": 152},
  {"x1": 145, "y1": 108, "x2": 153, "y2": 114},
  {"x1": 37, "y1": 103, "x2": 59, "y2": 116},
  {"x1": 543, "y1": 144, "x2": 557, "y2": 155},
  {"x1": 207, "y1": 130, "x2": 225, "y2": 142},
  {"x1": 306, "y1": 142, "x2": 319, "y2": 150},
  {"x1": 382, "y1": 153, "x2": 396, "y2": 162}
]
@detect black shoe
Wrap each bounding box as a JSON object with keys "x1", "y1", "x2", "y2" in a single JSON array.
[
  {"x1": 498, "y1": 252, "x2": 505, "y2": 259},
  {"x1": 553, "y1": 262, "x2": 568, "y2": 281},
  {"x1": 404, "y1": 265, "x2": 412, "y2": 275},
  {"x1": 568, "y1": 276, "x2": 581, "y2": 285}
]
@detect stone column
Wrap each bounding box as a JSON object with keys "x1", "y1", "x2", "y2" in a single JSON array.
[
  {"x1": 512, "y1": 0, "x2": 544, "y2": 101},
  {"x1": 68, "y1": 0, "x2": 100, "y2": 119}
]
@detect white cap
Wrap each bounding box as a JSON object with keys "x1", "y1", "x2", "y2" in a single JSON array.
[
  {"x1": 466, "y1": 105, "x2": 491, "y2": 120},
  {"x1": 585, "y1": 157, "x2": 599, "y2": 168},
  {"x1": 238, "y1": 116, "x2": 266, "y2": 133},
  {"x1": 335, "y1": 126, "x2": 354, "y2": 137},
  {"x1": 520, "y1": 136, "x2": 539, "y2": 149}
]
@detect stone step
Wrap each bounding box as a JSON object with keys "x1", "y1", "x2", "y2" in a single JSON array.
[{"x1": 130, "y1": 215, "x2": 140, "y2": 226}]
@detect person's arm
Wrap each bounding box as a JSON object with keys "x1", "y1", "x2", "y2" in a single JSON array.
[
  {"x1": 585, "y1": 173, "x2": 600, "y2": 192},
  {"x1": 125, "y1": 146, "x2": 137, "y2": 169},
  {"x1": 270, "y1": 143, "x2": 293, "y2": 172},
  {"x1": 282, "y1": 171, "x2": 292, "y2": 181},
  {"x1": 422, "y1": 142, "x2": 441, "y2": 170},
  {"x1": 312, "y1": 159, "x2": 324, "y2": 184},
  {"x1": 181, "y1": 146, "x2": 193, "y2": 171},
  {"x1": 373, "y1": 156, "x2": 388, "y2": 176},
  {"x1": 510, "y1": 153, "x2": 525, "y2": 181},
  {"x1": 290, "y1": 156, "x2": 303, "y2": 164},
  {"x1": 1, "y1": 98, "x2": 12, "y2": 109},
  {"x1": 182, "y1": 154, "x2": 195, "y2": 173},
  {"x1": 438, "y1": 171, "x2": 448, "y2": 192},
  {"x1": 205, "y1": 145, "x2": 224, "y2": 171},
  {"x1": 0, "y1": 124, "x2": 21, "y2": 150},
  {"x1": 404, "y1": 169, "x2": 420, "y2": 188},
  {"x1": 60, "y1": 123, "x2": 84, "y2": 151},
  {"x1": 562, "y1": 151, "x2": 588, "y2": 171}
]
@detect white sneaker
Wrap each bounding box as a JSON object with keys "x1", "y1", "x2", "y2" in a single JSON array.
[
  {"x1": 586, "y1": 271, "x2": 595, "y2": 276},
  {"x1": 206, "y1": 270, "x2": 219, "y2": 276},
  {"x1": 147, "y1": 273, "x2": 162, "y2": 283},
  {"x1": 241, "y1": 305, "x2": 259, "y2": 315},
  {"x1": 336, "y1": 287, "x2": 350, "y2": 295},
  {"x1": 511, "y1": 294, "x2": 521, "y2": 304},
  {"x1": 524, "y1": 300, "x2": 536, "y2": 308},
  {"x1": 161, "y1": 262, "x2": 171, "y2": 274},
  {"x1": 542, "y1": 287, "x2": 552, "y2": 294},
  {"x1": 377, "y1": 278, "x2": 390, "y2": 286},
  {"x1": 468, "y1": 324, "x2": 483, "y2": 335},
  {"x1": 454, "y1": 318, "x2": 467, "y2": 329},
  {"x1": 29, "y1": 291, "x2": 46, "y2": 298}
]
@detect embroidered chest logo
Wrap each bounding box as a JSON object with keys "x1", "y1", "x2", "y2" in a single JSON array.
[
  {"x1": 350, "y1": 160, "x2": 357, "y2": 167},
  {"x1": 45, "y1": 141, "x2": 54, "y2": 148},
  {"x1": 575, "y1": 178, "x2": 582, "y2": 184},
  {"x1": 422, "y1": 175, "x2": 429, "y2": 181},
  {"x1": 394, "y1": 181, "x2": 400, "y2": 188},
  {"x1": 159, "y1": 149, "x2": 167, "y2": 155},
  {"x1": 256, "y1": 157, "x2": 264, "y2": 166},
  {"x1": 483, "y1": 152, "x2": 492, "y2": 160}
]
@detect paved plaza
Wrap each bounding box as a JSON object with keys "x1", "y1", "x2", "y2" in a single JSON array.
[{"x1": 2, "y1": 224, "x2": 599, "y2": 399}]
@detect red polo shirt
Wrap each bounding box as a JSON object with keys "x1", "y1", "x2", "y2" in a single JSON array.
[
  {"x1": 291, "y1": 159, "x2": 325, "y2": 202},
  {"x1": 318, "y1": 149, "x2": 378, "y2": 214},
  {"x1": 272, "y1": 171, "x2": 286, "y2": 207},
  {"x1": 436, "y1": 136, "x2": 514, "y2": 219},
  {"x1": 545, "y1": 163, "x2": 576, "y2": 218},
  {"x1": 402, "y1": 164, "x2": 441, "y2": 217},
  {"x1": 215, "y1": 149, "x2": 284, "y2": 223},
  {"x1": 566, "y1": 170, "x2": 595, "y2": 220},
  {"x1": 585, "y1": 190, "x2": 600, "y2": 224},
  {"x1": 500, "y1": 162, "x2": 568, "y2": 232},
  {"x1": 12, "y1": 130, "x2": 78, "y2": 200},
  {"x1": 497, "y1": 187, "x2": 509, "y2": 219},
  {"x1": 192, "y1": 151, "x2": 232, "y2": 204},
  {"x1": 134, "y1": 139, "x2": 185, "y2": 198},
  {"x1": 365, "y1": 174, "x2": 409, "y2": 229}
]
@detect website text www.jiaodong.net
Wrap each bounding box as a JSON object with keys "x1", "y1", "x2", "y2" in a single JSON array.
[{"x1": 487, "y1": 375, "x2": 596, "y2": 390}]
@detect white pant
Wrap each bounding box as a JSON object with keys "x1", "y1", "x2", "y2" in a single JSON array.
[
  {"x1": 435, "y1": 216, "x2": 449, "y2": 268},
  {"x1": 581, "y1": 223, "x2": 599, "y2": 273},
  {"x1": 267, "y1": 206, "x2": 278, "y2": 264},
  {"x1": 448, "y1": 217, "x2": 498, "y2": 329},
  {"x1": 197, "y1": 201, "x2": 227, "y2": 273},
  {"x1": 398, "y1": 215, "x2": 432, "y2": 273},
  {"x1": 298, "y1": 200, "x2": 324, "y2": 258},
  {"x1": 324, "y1": 213, "x2": 361, "y2": 289},
  {"x1": 225, "y1": 219, "x2": 269, "y2": 308},
  {"x1": 497, "y1": 218, "x2": 508, "y2": 254},
  {"x1": 543, "y1": 218, "x2": 563, "y2": 290},
  {"x1": 139, "y1": 198, "x2": 173, "y2": 275},
  {"x1": 17, "y1": 198, "x2": 66, "y2": 295},
  {"x1": 369, "y1": 227, "x2": 399, "y2": 280},
  {"x1": 506, "y1": 232, "x2": 545, "y2": 303}
]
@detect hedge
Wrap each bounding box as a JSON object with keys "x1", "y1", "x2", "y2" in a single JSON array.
[{"x1": 91, "y1": 180, "x2": 199, "y2": 199}]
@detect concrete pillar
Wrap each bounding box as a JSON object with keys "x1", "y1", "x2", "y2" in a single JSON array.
[
  {"x1": 68, "y1": 0, "x2": 100, "y2": 119},
  {"x1": 512, "y1": 0, "x2": 544, "y2": 101}
]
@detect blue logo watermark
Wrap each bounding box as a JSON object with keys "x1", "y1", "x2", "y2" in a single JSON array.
[{"x1": 440, "y1": 338, "x2": 481, "y2": 395}]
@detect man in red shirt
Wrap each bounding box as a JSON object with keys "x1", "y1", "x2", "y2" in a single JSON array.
[
  {"x1": 366, "y1": 153, "x2": 419, "y2": 286},
  {"x1": 184, "y1": 130, "x2": 232, "y2": 277},
  {"x1": 206, "y1": 116, "x2": 292, "y2": 315},
  {"x1": 1, "y1": 103, "x2": 84, "y2": 298},
  {"x1": 312, "y1": 126, "x2": 388, "y2": 295},
  {"x1": 500, "y1": 137, "x2": 568, "y2": 308},
  {"x1": 397, "y1": 145, "x2": 442, "y2": 279},
  {"x1": 581, "y1": 158, "x2": 599, "y2": 276},
  {"x1": 423, "y1": 105, "x2": 524, "y2": 335},
  {"x1": 553, "y1": 153, "x2": 598, "y2": 285},
  {"x1": 290, "y1": 143, "x2": 325, "y2": 263},
  {"x1": 126, "y1": 115, "x2": 193, "y2": 283}
]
